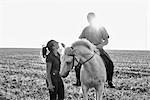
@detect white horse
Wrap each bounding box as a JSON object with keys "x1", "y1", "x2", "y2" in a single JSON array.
[{"x1": 60, "y1": 39, "x2": 106, "y2": 100}]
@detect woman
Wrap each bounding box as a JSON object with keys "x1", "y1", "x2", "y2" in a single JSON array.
[{"x1": 42, "y1": 40, "x2": 64, "y2": 100}]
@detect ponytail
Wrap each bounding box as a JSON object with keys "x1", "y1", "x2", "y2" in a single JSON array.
[
  {"x1": 42, "y1": 46, "x2": 47, "y2": 58},
  {"x1": 42, "y1": 40, "x2": 57, "y2": 58}
]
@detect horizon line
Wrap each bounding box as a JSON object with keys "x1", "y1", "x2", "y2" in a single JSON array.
[{"x1": 0, "y1": 47, "x2": 149, "y2": 51}]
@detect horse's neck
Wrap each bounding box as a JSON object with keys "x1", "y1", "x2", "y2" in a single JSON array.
[
  {"x1": 80, "y1": 51, "x2": 98, "y2": 77},
  {"x1": 82, "y1": 60, "x2": 98, "y2": 79},
  {"x1": 76, "y1": 46, "x2": 97, "y2": 76}
]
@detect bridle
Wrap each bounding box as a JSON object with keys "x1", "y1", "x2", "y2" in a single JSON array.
[{"x1": 68, "y1": 47, "x2": 95, "y2": 69}]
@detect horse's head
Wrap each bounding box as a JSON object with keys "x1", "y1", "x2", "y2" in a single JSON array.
[
  {"x1": 60, "y1": 47, "x2": 80, "y2": 78},
  {"x1": 60, "y1": 39, "x2": 98, "y2": 78}
]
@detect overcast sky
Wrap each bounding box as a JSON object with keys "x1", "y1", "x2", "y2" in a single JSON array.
[{"x1": 0, "y1": 0, "x2": 150, "y2": 50}]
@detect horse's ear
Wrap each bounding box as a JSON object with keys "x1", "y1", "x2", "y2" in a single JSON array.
[{"x1": 61, "y1": 43, "x2": 65, "y2": 48}]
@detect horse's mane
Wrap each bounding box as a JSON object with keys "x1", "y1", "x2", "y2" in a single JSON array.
[
  {"x1": 63, "y1": 39, "x2": 97, "y2": 56},
  {"x1": 72, "y1": 39, "x2": 96, "y2": 52}
]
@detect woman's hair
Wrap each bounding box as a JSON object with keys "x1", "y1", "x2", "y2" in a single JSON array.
[
  {"x1": 42, "y1": 46, "x2": 47, "y2": 58},
  {"x1": 42, "y1": 40, "x2": 58, "y2": 58}
]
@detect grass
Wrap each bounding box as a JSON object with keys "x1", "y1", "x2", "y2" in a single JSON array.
[{"x1": 0, "y1": 48, "x2": 150, "y2": 100}]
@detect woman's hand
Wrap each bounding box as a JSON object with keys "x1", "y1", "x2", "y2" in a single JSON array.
[{"x1": 48, "y1": 83, "x2": 55, "y2": 92}]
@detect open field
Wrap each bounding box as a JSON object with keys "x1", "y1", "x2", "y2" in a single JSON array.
[{"x1": 0, "y1": 48, "x2": 150, "y2": 100}]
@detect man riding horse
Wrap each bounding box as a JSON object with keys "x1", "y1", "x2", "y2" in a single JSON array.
[{"x1": 73, "y1": 12, "x2": 115, "y2": 88}]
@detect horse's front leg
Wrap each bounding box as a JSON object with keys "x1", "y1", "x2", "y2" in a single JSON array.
[
  {"x1": 82, "y1": 84, "x2": 88, "y2": 100},
  {"x1": 96, "y1": 83, "x2": 104, "y2": 100}
]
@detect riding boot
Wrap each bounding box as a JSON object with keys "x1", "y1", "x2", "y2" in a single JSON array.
[
  {"x1": 73, "y1": 63, "x2": 82, "y2": 86},
  {"x1": 106, "y1": 59, "x2": 115, "y2": 88}
]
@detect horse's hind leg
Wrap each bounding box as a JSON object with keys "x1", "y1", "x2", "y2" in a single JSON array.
[
  {"x1": 96, "y1": 83, "x2": 104, "y2": 100},
  {"x1": 82, "y1": 84, "x2": 88, "y2": 100}
]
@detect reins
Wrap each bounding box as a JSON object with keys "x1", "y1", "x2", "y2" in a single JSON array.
[
  {"x1": 81, "y1": 53, "x2": 95, "y2": 65},
  {"x1": 69, "y1": 50, "x2": 95, "y2": 69}
]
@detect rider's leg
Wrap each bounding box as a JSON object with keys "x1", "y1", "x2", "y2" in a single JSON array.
[{"x1": 99, "y1": 49, "x2": 115, "y2": 88}]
